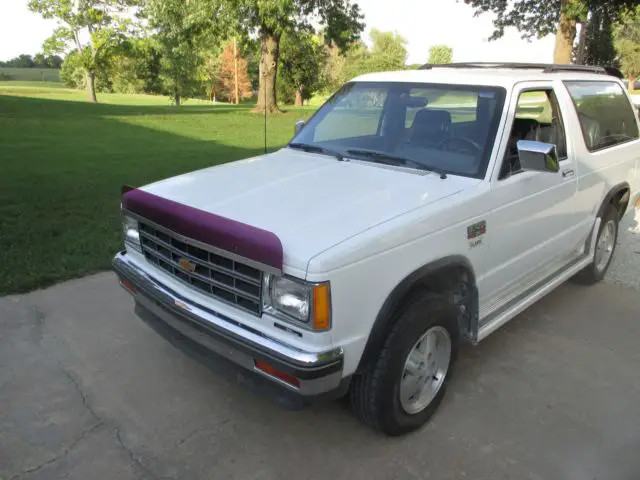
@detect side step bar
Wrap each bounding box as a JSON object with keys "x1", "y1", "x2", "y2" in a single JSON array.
[{"x1": 475, "y1": 217, "x2": 601, "y2": 343}]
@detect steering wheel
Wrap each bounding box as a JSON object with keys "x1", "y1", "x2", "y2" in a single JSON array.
[{"x1": 437, "y1": 136, "x2": 483, "y2": 155}]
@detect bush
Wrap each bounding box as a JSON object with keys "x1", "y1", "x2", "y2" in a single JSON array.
[{"x1": 60, "y1": 51, "x2": 86, "y2": 89}]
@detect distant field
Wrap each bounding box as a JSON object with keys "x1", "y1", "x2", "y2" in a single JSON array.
[
  {"x1": 0, "y1": 67, "x2": 60, "y2": 82},
  {"x1": 0, "y1": 83, "x2": 314, "y2": 294}
]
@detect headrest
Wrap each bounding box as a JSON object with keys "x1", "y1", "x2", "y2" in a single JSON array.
[{"x1": 412, "y1": 109, "x2": 452, "y2": 131}]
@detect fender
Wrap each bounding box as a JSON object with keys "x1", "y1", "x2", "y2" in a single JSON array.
[
  {"x1": 597, "y1": 181, "x2": 630, "y2": 220},
  {"x1": 355, "y1": 255, "x2": 478, "y2": 373}
]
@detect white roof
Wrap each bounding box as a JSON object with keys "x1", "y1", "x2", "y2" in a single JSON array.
[{"x1": 352, "y1": 67, "x2": 621, "y2": 88}]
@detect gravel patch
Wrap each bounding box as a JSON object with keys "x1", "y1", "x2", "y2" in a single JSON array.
[{"x1": 605, "y1": 206, "x2": 640, "y2": 291}]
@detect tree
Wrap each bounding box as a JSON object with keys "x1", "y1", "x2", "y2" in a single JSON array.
[
  {"x1": 143, "y1": 0, "x2": 235, "y2": 105},
  {"x1": 278, "y1": 28, "x2": 327, "y2": 105},
  {"x1": 614, "y1": 5, "x2": 640, "y2": 91},
  {"x1": 13, "y1": 54, "x2": 36, "y2": 68},
  {"x1": 340, "y1": 40, "x2": 369, "y2": 82},
  {"x1": 128, "y1": 37, "x2": 163, "y2": 94},
  {"x1": 0, "y1": 53, "x2": 63, "y2": 68},
  {"x1": 428, "y1": 44, "x2": 453, "y2": 64},
  {"x1": 340, "y1": 30, "x2": 408, "y2": 84},
  {"x1": 320, "y1": 40, "x2": 348, "y2": 93},
  {"x1": 201, "y1": 43, "x2": 224, "y2": 102},
  {"x1": 28, "y1": 0, "x2": 136, "y2": 103},
  {"x1": 46, "y1": 54, "x2": 64, "y2": 68},
  {"x1": 228, "y1": 0, "x2": 364, "y2": 114},
  {"x1": 34, "y1": 53, "x2": 48, "y2": 67},
  {"x1": 369, "y1": 29, "x2": 408, "y2": 70},
  {"x1": 214, "y1": 39, "x2": 253, "y2": 103},
  {"x1": 578, "y1": 6, "x2": 618, "y2": 68},
  {"x1": 462, "y1": 0, "x2": 638, "y2": 64},
  {"x1": 143, "y1": 0, "x2": 206, "y2": 105},
  {"x1": 59, "y1": 49, "x2": 111, "y2": 90}
]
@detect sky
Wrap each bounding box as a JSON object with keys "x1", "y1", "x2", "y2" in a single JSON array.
[{"x1": 0, "y1": 0, "x2": 557, "y2": 64}]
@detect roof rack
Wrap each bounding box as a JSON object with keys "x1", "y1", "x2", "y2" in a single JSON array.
[{"x1": 418, "y1": 62, "x2": 624, "y2": 79}]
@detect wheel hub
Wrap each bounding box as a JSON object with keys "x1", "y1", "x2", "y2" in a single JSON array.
[
  {"x1": 400, "y1": 326, "x2": 451, "y2": 415},
  {"x1": 594, "y1": 219, "x2": 616, "y2": 273}
]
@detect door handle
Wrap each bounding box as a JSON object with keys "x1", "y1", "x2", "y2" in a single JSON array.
[{"x1": 562, "y1": 169, "x2": 575, "y2": 178}]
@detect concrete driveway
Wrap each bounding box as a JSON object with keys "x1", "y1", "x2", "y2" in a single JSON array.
[{"x1": 2, "y1": 209, "x2": 639, "y2": 480}]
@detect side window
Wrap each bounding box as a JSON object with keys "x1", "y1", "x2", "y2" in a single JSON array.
[
  {"x1": 499, "y1": 89, "x2": 568, "y2": 180},
  {"x1": 313, "y1": 87, "x2": 387, "y2": 142},
  {"x1": 564, "y1": 80, "x2": 639, "y2": 151}
]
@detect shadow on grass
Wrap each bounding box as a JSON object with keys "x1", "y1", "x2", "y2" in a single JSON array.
[{"x1": 0, "y1": 95, "x2": 301, "y2": 294}]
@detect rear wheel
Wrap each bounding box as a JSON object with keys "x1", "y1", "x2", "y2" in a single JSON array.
[
  {"x1": 350, "y1": 292, "x2": 459, "y2": 436},
  {"x1": 573, "y1": 205, "x2": 619, "y2": 285}
]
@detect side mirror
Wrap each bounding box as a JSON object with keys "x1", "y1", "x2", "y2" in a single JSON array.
[
  {"x1": 294, "y1": 120, "x2": 305, "y2": 136},
  {"x1": 516, "y1": 140, "x2": 560, "y2": 174}
]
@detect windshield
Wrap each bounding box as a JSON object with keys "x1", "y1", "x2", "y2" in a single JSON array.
[{"x1": 290, "y1": 81, "x2": 506, "y2": 178}]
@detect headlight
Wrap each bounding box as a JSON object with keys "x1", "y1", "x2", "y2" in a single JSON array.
[
  {"x1": 263, "y1": 275, "x2": 331, "y2": 330},
  {"x1": 122, "y1": 214, "x2": 141, "y2": 251}
]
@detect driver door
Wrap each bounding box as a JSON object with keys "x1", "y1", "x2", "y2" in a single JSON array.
[{"x1": 480, "y1": 81, "x2": 581, "y2": 312}]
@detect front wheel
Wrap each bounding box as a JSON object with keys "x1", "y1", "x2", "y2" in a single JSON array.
[
  {"x1": 350, "y1": 292, "x2": 459, "y2": 436},
  {"x1": 572, "y1": 205, "x2": 619, "y2": 285}
]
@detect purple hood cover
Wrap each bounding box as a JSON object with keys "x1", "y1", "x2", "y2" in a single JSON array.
[{"x1": 122, "y1": 187, "x2": 283, "y2": 271}]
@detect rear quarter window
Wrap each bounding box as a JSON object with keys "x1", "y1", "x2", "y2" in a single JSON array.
[{"x1": 564, "y1": 80, "x2": 639, "y2": 152}]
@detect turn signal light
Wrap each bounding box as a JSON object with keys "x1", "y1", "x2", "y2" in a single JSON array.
[
  {"x1": 254, "y1": 359, "x2": 300, "y2": 387},
  {"x1": 119, "y1": 278, "x2": 137, "y2": 295},
  {"x1": 312, "y1": 283, "x2": 331, "y2": 330}
]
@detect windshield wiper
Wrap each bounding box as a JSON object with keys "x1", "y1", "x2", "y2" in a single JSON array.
[
  {"x1": 346, "y1": 148, "x2": 447, "y2": 179},
  {"x1": 288, "y1": 142, "x2": 344, "y2": 161}
]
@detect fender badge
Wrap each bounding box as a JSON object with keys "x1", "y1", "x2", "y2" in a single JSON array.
[{"x1": 467, "y1": 220, "x2": 487, "y2": 239}]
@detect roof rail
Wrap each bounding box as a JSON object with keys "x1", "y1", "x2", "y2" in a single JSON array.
[{"x1": 418, "y1": 62, "x2": 624, "y2": 79}]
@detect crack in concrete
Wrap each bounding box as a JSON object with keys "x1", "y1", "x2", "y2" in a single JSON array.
[
  {"x1": 8, "y1": 366, "x2": 163, "y2": 480},
  {"x1": 8, "y1": 422, "x2": 104, "y2": 480},
  {"x1": 63, "y1": 368, "x2": 161, "y2": 479},
  {"x1": 61, "y1": 368, "x2": 103, "y2": 424},
  {"x1": 176, "y1": 419, "x2": 230, "y2": 447},
  {"x1": 115, "y1": 428, "x2": 161, "y2": 480}
]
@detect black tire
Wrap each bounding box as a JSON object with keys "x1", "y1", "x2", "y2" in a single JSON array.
[
  {"x1": 349, "y1": 292, "x2": 459, "y2": 436},
  {"x1": 572, "y1": 204, "x2": 619, "y2": 285}
]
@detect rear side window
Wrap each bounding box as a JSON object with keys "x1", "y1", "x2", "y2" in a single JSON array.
[{"x1": 564, "y1": 81, "x2": 639, "y2": 152}]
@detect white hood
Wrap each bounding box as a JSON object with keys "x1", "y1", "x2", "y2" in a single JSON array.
[{"x1": 141, "y1": 148, "x2": 476, "y2": 271}]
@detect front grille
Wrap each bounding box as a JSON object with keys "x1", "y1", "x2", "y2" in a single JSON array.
[{"x1": 138, "y1": 221, "x2": 263, "y2": 315}]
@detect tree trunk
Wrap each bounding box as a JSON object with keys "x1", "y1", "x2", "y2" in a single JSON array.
[
  {"x1": 575, "y1": 20, "x2": 588, "y2": 65},
  {"x1": 233, "y1": 37, "x2": 239, "y2": 105},
  {"x1": 294, "y1": 89, "x2": 303, "y2": 106},
  {"x1": 175, "y1": 94, "x2": 181, "y2": 106},
  {"x1": 629, "y1": 76, "x2": 637, "y2": 93},
  {"x1": 253, "y1": 31, "x2": 281, "y2": 114},
  {"x1": 86, "y1": 71, "x2": 97, "y2": 103},
  {"x1": 554, "y1": 0, "x2": 577, "y2": 64}
]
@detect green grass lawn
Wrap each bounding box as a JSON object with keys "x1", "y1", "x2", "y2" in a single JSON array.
[
  {"x1": 0, "y1": 83, "x2": 546, "y2": 294},
  {"x1": 0, "y1": 85, "x2": 314, "y2": 294}
]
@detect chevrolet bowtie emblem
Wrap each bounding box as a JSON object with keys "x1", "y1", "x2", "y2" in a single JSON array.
[{"x1": 178, "y1": 257, "x2": 196, "y2": 272}]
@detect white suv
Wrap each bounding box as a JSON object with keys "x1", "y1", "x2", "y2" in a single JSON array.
[{"x1": 113, "y1": 63, "x2": 640, "y2": 436}]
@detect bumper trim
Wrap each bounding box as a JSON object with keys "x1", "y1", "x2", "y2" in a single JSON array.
[{"x1": 112, "y1": 252, "x2": 344, "y2": 394}]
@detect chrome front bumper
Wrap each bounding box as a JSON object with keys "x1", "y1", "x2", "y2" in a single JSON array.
[{"x1": 112, "y1": 252, "x2": 345, "y2": 399}]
